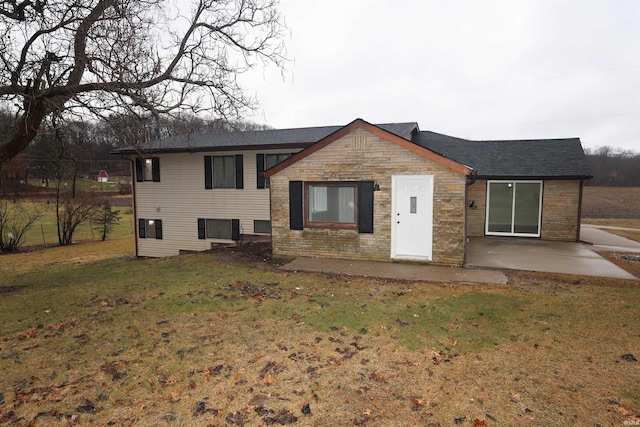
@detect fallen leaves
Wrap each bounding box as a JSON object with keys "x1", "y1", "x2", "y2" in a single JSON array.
[
  {"x1": 193, "y1": 400, "x2": 219, "y2": 417},
  {"x1": 369, "y1": 373, "x2": 388, "y2": 383},
  {"x1": 300, "y1": 402, "x2": 311, "y2": 415},
  {"x1": 621, "y1": 353, "x2": 637, "y2": 362},
  {"x1": 263, "y1": 409, "x2": 298, "y2": 425},
  {"x1": 76, "y1": 399, "x2": 97, "y2": 414},
  {"x1": 263, "y1": 374, "x2": 277, "y2": 385},
  {"x1": 100, "y1": 361, "x2": 127, "y2": 381}
]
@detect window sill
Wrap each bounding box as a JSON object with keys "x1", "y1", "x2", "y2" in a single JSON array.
[{"x1": 304, "y1": 222, "x2": 358, "y2": 231}]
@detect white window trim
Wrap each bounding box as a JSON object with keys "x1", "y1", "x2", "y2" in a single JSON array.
[{"x1": 485, "y1": 180, "x2": 543, "y2": 238}]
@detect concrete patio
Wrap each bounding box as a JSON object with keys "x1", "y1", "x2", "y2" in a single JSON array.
[{"x1": 465, "y1": 233, "x2": 637, "y2": 280}]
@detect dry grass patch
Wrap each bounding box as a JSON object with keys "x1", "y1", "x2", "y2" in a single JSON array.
[
  {"x1": 0, "y1": 236, "x2": 133, "y2": 272},
  {"x1": 1, "y1": 244, "x2": 639, "y2": 426}
]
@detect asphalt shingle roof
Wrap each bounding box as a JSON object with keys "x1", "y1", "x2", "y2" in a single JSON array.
[
  {"x1": 113, "y1": 121, "x2": 591, "y2": 179},
  {"x1": 114, "y1": 122, "x2": 418, "y2": 153},
  {"x1": 413, "y1": 131, "x2": 591, "y2": 178}
]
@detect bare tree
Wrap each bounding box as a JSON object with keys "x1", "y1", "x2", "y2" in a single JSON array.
[
  {"x1": 0, "y1": 0, "x2": 286, "y2": 164},
  {"x1": 0, "y1": 198, "x2": 43, "y2": 252},
  {"x1": 57, "y1": 191, "x2": 100, "y2": 245}
]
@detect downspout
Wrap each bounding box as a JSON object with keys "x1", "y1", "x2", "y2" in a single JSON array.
[{"x1": 124, "y1": 156, "x2": 139, "y2": 257}]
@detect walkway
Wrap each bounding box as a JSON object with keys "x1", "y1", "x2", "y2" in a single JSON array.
[
  {"x1": 282, "y1": 226, "x2": 639, "y2": 282},
  {"x1": 581, "y1": 224, "x2": 640, "y2": 253},
  {"x1": 282, "y1": 257, "x2": 508, "y2": 285}
]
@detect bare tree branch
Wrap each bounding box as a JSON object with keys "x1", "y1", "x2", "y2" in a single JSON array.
[{"x1": 0, "y1": 0, "x2": 287, "y2": 164}]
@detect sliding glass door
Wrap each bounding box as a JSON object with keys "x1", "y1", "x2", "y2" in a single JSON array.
[{"x1": 486, "y1": 181, "x2": 542, "y2": 237}]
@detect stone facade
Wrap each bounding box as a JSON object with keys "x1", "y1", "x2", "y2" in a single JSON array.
[
  {"x1": 466, "y1": 181, "x2": 487, "y2": 237},
  {"x1": 541, "y1": 180, "x2": 582, "y2": 241},
  {"x1": 269, "y1": 128, "x2": 468, "y2": 266},
  {"x1": 466, "y1": 179, "x2": 582, "y2": 241}
]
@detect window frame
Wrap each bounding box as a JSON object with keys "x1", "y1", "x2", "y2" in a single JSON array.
[
  {"x1": 205, "y1": 219, "x2": 233, "y2": 239},
  {"x1": 135, "y1": 157, "x2": 160, "y2": 182},
  {"x1": 138, "y1": 218, "x2": 163, "y2": 239},
  {"x1": 204, "y1": 155, "x2": 244, "y2": 189},
  {"x1": 304, "y1": 181, "x2": 359, "y2": 230},
  {"x1": 257, "y1": 153, "x2": 295, "y2": 189},
  {"x1": 213, "y1": 155, "x2": 236, "y2": 189},
  {"x1": 253, "y1": 219, "x2": 271, "y2": 234},
  {"x1": 485, "y1": 180, "x2": 543, "y2": 237},
  {"x1": 197, "y1": 218, "x2": 240, "y2": 241}
]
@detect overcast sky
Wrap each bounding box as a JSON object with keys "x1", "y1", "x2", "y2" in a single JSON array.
[{"x1": 239, "y1": 0, "x2": 640, "y2": 152}]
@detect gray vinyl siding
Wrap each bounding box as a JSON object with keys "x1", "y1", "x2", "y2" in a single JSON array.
[{"x1": 134, "y1": 149, "x2": 300, "y2": 257}]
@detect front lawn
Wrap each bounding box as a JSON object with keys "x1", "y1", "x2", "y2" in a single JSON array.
[{"x1": 1, "y1": 240, "x2": 638, "y2": 426}]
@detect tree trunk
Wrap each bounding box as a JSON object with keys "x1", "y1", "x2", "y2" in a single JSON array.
[{"x1": 0, "y1": 100, "x2": 48, "y2": 166}]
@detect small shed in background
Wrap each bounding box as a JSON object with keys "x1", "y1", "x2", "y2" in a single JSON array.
[{"x1": 88, "y1": 170, "x2": 109, "y2": 183}]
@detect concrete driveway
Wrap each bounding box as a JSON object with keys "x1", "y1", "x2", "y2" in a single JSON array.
[{"x1": 466, "y1": 227, "x2": 638, "y2": 280}]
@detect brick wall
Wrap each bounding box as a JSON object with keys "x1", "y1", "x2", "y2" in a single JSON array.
[
  {"x1": 541, "y1": 180, "x2": 581, "y2": 241},
  {"x1": 466, "y1": 180, "x2": 487, "y2": 237},
  {"x1": 269, "y1": 128, "x2": 468, "y2": 266}
]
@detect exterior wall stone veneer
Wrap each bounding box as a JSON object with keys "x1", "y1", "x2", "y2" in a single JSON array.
[
  {"x1": 269, "y1": 128, "x2": 468, "y2": 266},
  {"x1": 541, "y1": 180, "x2": 581, "y2": 241}
]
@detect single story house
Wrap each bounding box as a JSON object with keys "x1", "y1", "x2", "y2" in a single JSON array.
[{"x1": 113, "y1": 118, "x2": 591, "y2": 265}]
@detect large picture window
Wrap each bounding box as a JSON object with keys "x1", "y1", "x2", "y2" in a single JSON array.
[
  {"x1": 305, "y1": 183, "x2": 357, "y2": 228},
  {"x1": 289, "y1": 181, "x2": 374, "y2": 233}
]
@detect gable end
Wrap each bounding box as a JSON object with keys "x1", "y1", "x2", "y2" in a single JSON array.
[{"x1": 265, "y1": 119, "x2": 472, "y2": 178}]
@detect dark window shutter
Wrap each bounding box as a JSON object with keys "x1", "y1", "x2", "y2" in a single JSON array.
[
  {"x1": 152, "y1": 158, "x2": 160, "y2": 182},
  {"x1": 155, "y1": 219, "x2": 163, "y2": 239},
  {"x1": 235, "y1": 155, "x2": 244, "y2": 189},
  {"x1": 204, "y1": 156, "x2": 212, "y2": 189},
  {"x1": 135, "y1": 158, "x2": 143, "y2": 182},
  {"x1": 256, "y1": 154, "x2": 265, "y2": 189},
  {"x1": 197, "y1": 218, "x2": 206, "y2": 239},
  {"x1": 231, "y1": 219, "x2": 240, "y2": 241},
  {"x1": 138, "y1": 218, "x2": 146, "y2": 238},
  {"x1": 289, "y1": 181, "x2": 303, "y2": 230},
  {"x1": 358, "y1": 181, "x2": 374, "y2": 233}
]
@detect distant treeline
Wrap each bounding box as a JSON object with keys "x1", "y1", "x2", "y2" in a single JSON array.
[{"x1": 584, "y1": 146, "x2": 640, "y2": 187}]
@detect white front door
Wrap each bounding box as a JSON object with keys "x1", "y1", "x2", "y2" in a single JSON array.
[{"x1": 391, "y1": 175, "x2": 433, "y2": 260}]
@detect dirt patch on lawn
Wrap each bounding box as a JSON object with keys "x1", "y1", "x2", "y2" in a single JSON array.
[{"x1": 207, "y1": 240, "x2": 292, "y2": 268}]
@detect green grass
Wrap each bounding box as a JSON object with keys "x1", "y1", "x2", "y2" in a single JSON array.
[{"x1": 1, "y1": 243, "x2": 639, "y2": 426}]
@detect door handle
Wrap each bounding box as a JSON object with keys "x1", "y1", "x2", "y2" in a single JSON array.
[{"x1": 397, "y1": 221, "x2": 400, "y2": 224}]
